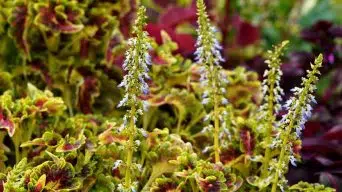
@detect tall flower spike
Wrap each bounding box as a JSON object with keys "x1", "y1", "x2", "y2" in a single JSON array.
[
  {"x1": 118, "y1": 6, "x2": 151, "y2": 110},
  {"x1": 195, "y1": 0, "x2": 225, "y2": 67},
  {"x1": 271, "y1": 54, "x2": 323, "y2": 192},
  {"x1": 117, "y1": 6, "x2": 151, "y2": 192},
  {"x1": 260, "y1": 41, "x2": 288, "y2": 178},
  {"x1": 195, "y1": 0, "x2": 228, "y2": 163},
  {"x1": 259, "y1": 41, "x2": 288, "y2": 118}
]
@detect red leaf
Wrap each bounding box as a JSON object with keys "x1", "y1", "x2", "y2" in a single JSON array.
[
  {"x1": 29, "y1": 60, "x2": 53, "y2": 85},
  {"x1": 323, "y1": 125, "x2": 342, "y2": 140},
  {"x1": 158, "y1": 6, "x2": 197, "y2": 28},
  {"x1": 0, "y1": 110, "x2": 15, "y2": 137},
  {"x1": 34, "y1": 174, "x2": 46, "y2": 192},
  {"x1": 35, "y1": 4, "x2": 83, "y2": 33},
  {"x1": 232, "y1": 15, "x2": 260, "y2": 47},
  {"x1": 153, "y1": 0, "x2": 177, "y2": 8},
  {"x1": 236, "y1": 21, "x2": 260, "y2": 46},
  {"x1": 292, "y1": 141, "x2": 302, "y2": 156},
  {"x1": 77, "y1": 76, "x2": 99, "y2": 114},
  {"x1": 119, "y1": 0, "x2": 138, "y2": 38},
  {"x1": 98, "y1": 126, "x2": 128, "y2": 145},
  {"x1": 56, "y1": 136, "x2": 85, "y2": 153},
  {"x1": 146, "y1": 24, "x2": 195, "y2": 56},
  {"x1": 314, "y1": 156, "x2": 334, "y2": 166},
  {"x1": 220, "y1": 148, "x2": 240, "y2": 164},
  {"x1": 319, "y1": 172, "x2": 340, "y2": 191},
  {"x1": 303, "y1": 121, "x2": 321, "y2": 137},
  {"x1": 35, "y1": 98, "x2": 48, "y2": 108},
  {"x1": 199, "y1": 179, "x2": 221, "y2": 192},
  {"x1": 302, "y1": 138, "x2": 340, "y2": 154},
  {"x1": 80, "y1": 39, "x2": 89, "y2": 59},
  {"x1": 105, "y1": 34, "x2": 123, "y2": 64},
  {"x1": 240, "y1": 128, "x2": 255, "y2": 156},
  {"x1": 10, "y1": 5, "x2": 30, "y2": 56},
  {"x1": 0, "y1": 179, "x2": 4, "y2": 192},
  {"x1": 301, "y1": 20, "x2": 333, "y2": 43}
]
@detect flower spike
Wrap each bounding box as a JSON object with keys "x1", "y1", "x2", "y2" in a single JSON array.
[
  {"x1": 259, "y1": 40, "x2": 288, "y2": 118},
  {"x1": 260, "y1": 41, "x2": 288, "y2": 178},
  {"x1": 117, "y1": 6, "x2": 151, "y2": 192},
  {"x1": 271, "y1": 54, "x2": 323, "y2": 192},
  {"x1": 195, "y1": 0, "x2": 228, "y2": 163},
  {"x1": 118, "y1": 6, "x2": 151, "y2": 110}
]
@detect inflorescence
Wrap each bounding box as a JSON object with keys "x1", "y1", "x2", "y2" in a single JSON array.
[
  {"x1": 116, "y1": 6, "x2": 151, "y2": 192},
  {"x1": 260, "y1": 41, "x2": 288, "y2": 179},
  {"x1": 271, "y1": 54, "x2": 323, "y2": 192},
  {"x1": 195, "y1": 0, "x2": 229, "y2": 163}
]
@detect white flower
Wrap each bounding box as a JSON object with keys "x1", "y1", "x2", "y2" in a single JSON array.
[
  {"x1": 117, "y1": 94, "x2": 129, "y2": 108},
  {"x1": 202, "y1": 98, "x2": 210, "y2": 105},
  {"x1": 145, "y1": 52, "x2": 151, "y2": 65},
  {"x1": 141, "y1": 81, "x2": 149, "y2": 95},
  {"x1": 113, "y1": 160, "x2": 123, "y2": 170},
  {"x1": 203, "y1": 114, "x2": 211, "y2": 122},
  {"x1": 220, "y1": 87, "x2": 226, "y2": 94},
  {"x1": 135, "y1": 140, "x2": 141, "y2": 146},
  {"x1": 202, "y1": 91, "x2": 209, "y2": 98},
  {"x1": 139, "y1": 128, "x2": 148, "y2": 137},
  {"x1": 142, "y1": 100, "x2": 150, "y2": 111},
  {"x1": 202, "y1": 146, "x2": 211, "y2": 153},
  {"x1": 118, "y1": 124, "x2": 125, "y2": 132},
  {"x1": 289, "y1": 155, "x2": 297, "y2": 166},
  {"x1": 135, "y1": 164, "x2": 143, "y2": 172},
  {"x1": 137, "y1": 109, "x2": 143, "y2": 115},
  {"x1": 221, "y1": 98, "x2": 228, "y2": 105}
]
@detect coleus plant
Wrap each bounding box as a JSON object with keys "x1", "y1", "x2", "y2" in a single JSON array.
[{"x1": 0, "y1": 0, "x2": 337, "y2": 192}]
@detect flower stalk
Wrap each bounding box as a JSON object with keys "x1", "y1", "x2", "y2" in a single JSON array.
[
  {"x1": 213, "y1": 92, "x2": 220, "y2": 163},
  {"x1": 260, "y1": 41, "x2": 288, "y2": 178},
  {"x1": 125, "y1": 104, "x2": 136, "y2": 188},
  {"x1": 117, "y1": 6, "x2": 151, "y2": 191},
  {"x1": 195, "y1": 0, "x2": 227, "y2": 163},
  {"x1": 271, "y1": 54, "x2": 323, "y2": 192}
]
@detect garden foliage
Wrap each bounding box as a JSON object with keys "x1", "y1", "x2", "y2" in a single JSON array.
[{"x1": 0, "y1": 0, "x2": 338, "y2": 191}]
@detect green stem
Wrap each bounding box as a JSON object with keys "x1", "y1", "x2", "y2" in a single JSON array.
[
  {"x1": 261, "y1": 78, "x2": 275, "y2": 178},
  {"x1": 176, "y1": 115, "x2": 183, "y2": 134},
  {"x1": 141, "y1": 162, "x2": 176, "y2": 191},
  {"x1": 226, "y1": 155, "x2": 244, "y2": 167},
  {"x1": 271, "y1": 104, "x2": 298, "y2": 192},
  {"x1": 143, "y1": 107, "x2": 156, "y2": 130},
  {"x1": 54, "y1": 116, "x2": 60, "y2": 128},
  {"x1": 59, "y1": 33, "x2": 85, "y2": 56},
  {"x1": 213, "y1": 92, "x2": 220, "y2": 163},
  {"x1": 15, "y1": 143, "x2": 20, "y2": 164},
  {"x1": 185, "y1": 111, "x2": 206, "y2": 132},
  {"x1": 191, "y1": 130, "x2": 205, "y2": 138},
  {"x1": 190, "y1": 178, "x2": 199, "y2": 192},
  {"x1": 125, "y1": 105, "x2": 136, "y2": 188},
  {"x1": 271, "y1": 75, "x2": 313, "y2": 191},
  {"x1": 22, "y1": 57, "x2": 27, "y2": 81},
  {"x1": 64, "y1": 86, "x2": 74, "y2": 117},
  {"x1": 271, "y1": 132, "x2": 289, "y2": 192},
  {"x1": 12, "y1": 128, "x2": 21, "y2": 164},
  {"x1": 26, "y1": 119, "x2": 35, "y2": 141},
  {"x1": 21, "y1": 119, "x2": 36, "y2": 159},
  {"x1": 271, "y1": 105, "x2": 302, "y2": 191}
]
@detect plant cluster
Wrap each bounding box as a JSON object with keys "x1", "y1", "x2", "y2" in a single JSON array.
[
  {"x1": 145, "y1": 0, "x2": 341, "y2": 187},
  {"x1": 0, "y1": 0, "x2": 338, "y2": 191}
]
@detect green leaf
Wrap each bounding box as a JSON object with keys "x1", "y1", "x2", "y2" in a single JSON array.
[
  {"x1": 290, "y1": 181, "x2": 336, "y2": 192},
  {"x1": 299, "y1": 0, "x2": 336, "y2": 28}
]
